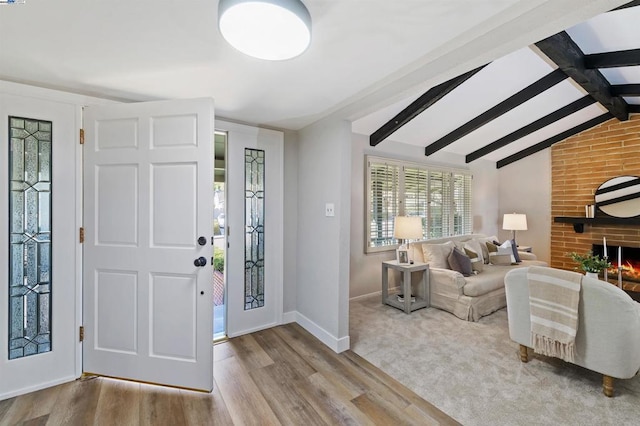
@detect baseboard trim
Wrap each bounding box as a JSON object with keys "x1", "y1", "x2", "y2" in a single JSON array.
[
  {"x1": 0, "y1": 375, "x2": 76, "y2": 401},
  {"x1": 282, "y1": 311, "x2": 297, "y2": 324},
  {"x1": 349, "y1": 291, "x2": 381, "y2": 302},
  {"x1": 294, "y1": 311, "x2": 350, "y2": 353}
]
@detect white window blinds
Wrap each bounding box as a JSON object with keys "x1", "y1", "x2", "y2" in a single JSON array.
[{"x1": 366, "y1": 156, "x2": 473, "y2": 253}]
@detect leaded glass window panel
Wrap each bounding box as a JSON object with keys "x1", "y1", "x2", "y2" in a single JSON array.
[
  {"x1": 244, "y1": 148, "x2": 265, "y2": 310},
  {"x1": 8, "y1": 116, "x2": 52, "y2": 360}
]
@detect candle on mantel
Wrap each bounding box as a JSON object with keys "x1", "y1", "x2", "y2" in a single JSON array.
[
  {"x1": 619, "y1": 246, "x2": 622, "y2": 267},
  {"x1": 603, "y1": 237, "x2": 607, "y2": 258}
]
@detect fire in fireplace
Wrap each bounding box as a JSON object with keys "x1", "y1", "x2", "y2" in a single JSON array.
[{"x1": 592, "y1": 244, "x2": 640, "y2": 283}]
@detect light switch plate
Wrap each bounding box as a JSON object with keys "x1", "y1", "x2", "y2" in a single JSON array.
[{"x1": 325, "y1": 203, "x2": 335, "y2": 217}]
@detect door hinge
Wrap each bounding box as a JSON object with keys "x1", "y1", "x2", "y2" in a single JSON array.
[
  {"x1": 79, "y1": 227, "x2": 85, "y2": 243},
  {"x1": 79, "y1": 326, "x2": 85, "y2": 342},
  {"x1": 79, "y1": 128, "x2": 85, "y2": 145}
]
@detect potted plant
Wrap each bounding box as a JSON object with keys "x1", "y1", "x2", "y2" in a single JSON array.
[{"x1": 568, "y1": 251, "x2": 611, "y2": 278}]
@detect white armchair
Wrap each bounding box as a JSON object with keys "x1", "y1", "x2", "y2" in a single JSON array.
[{"x1": 505, "y1": 267, "x2": 640, "y2": 396}]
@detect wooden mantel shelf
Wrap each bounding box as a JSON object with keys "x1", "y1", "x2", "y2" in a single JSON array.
[{"x1": 554, "y1": 216, "x2": 640, "y2": 233}]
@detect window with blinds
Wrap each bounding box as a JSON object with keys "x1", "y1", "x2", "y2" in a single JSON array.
[{"x1": 366, "y1": 156, "x2": 473, "y2": 252}]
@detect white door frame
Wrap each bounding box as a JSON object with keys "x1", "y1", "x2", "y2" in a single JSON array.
[
  {"x1": 0, "y1": 91, "x2": 83, "y2": 400},
  {"x1": 218, "y1": 120, "x2": 284, "y2": 337}
]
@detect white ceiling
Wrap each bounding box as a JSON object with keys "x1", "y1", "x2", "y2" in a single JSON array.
[{"x1": 0, "y1": 0, "x2": 628, "y2": 134}]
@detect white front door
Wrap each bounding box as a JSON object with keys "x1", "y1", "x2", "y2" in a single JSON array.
[
  {"x1": 221, "y1": 120, "x2": 283, "y2": 337},
  {"x1": 0, "y1": 95, "x2": 79, "y2": 399},
  {"x1": 83, "y1": 99, "x2": 214, "y2": 391}
]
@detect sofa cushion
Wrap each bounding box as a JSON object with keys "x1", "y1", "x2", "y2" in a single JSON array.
[
  {"x1": 448, "y1": 248, "x2": 472, "y2": 277},
  {"x1": 489, "y1": 253, "x2": 512, "y2": 265},
  {"x1": 463, "y1": 265, "x2": 509, "y2": 296},
  {"x1": 422, "y1": 241, "x2": 455, "y2": 269}
]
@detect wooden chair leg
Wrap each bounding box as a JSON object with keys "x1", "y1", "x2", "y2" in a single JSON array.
[
  {"x1": 603, "y1": 375, "x2": 614, "y2": 397},
  {"x1": 519, "y1": 345, "x2": 529, "y2": 363}
]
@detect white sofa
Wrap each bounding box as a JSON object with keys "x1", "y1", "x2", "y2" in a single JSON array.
[
  {"x1": 412, "y1": 234, "x2": 547, "y2": 321},
  {"x1": 505, "y1": 267, "x2": 640, "y2": 396}
]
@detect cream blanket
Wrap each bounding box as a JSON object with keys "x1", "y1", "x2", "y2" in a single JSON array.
[{"x1": 527, "y1": 266, "x2": 582, "y2": 362}]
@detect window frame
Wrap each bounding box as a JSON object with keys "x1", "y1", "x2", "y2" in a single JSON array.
[{"x1": 365, "y1": 155, "x2": 473, "y2": 253}]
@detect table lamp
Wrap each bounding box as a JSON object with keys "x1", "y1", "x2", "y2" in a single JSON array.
[
  {"x1": 394, "y1": 216, "x2": 423, "y2": 261},
  {"x1": 502, "y1": 213, "x2": 527, "y2": 246}
]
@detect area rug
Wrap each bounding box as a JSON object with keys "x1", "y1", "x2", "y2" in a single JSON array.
[{"x1": 350, "y1": 294, "x2": 640, "y2": 425}]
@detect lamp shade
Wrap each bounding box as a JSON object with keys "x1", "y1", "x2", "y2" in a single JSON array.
[
  {"x1": 502, "y1": 213, "x2": 527, "y2": 231},
  {"x1": 218, "y1": 0, "x2": 312, "y2": 60},
  {"x1": 393, "y1": 216, "x2": 423, "y2": 240}
]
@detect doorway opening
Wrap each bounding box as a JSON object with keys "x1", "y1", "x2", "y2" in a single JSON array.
[{"x1": 213, "y1": 131, "x2": 227, "y2": 341}]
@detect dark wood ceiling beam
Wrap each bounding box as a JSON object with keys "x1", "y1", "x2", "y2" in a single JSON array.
[
  {"x1": 535, "y1": 31, "x2": 628, "y2": 121},
  {"x1": 465, "y1": 96, "x2": 595, "y2": 163},
  {"x1": 611, "y1": 84, "x2": 640, "y2": 96},
  {"x1": 584, "y1": 48, "x2": 640, "y2": 68},
  {"x1": 369, "y1": 65, "x2": 485, "y2": 147},
  {"x1": 423, "y1": 69, "x2": 566, "y2": 156},
  {"x1": 496, "y1": 113, "x2": 613, "y2": 169},
  {"x1": 613, "y1": 1, "x2": 640, "y2": 11}
]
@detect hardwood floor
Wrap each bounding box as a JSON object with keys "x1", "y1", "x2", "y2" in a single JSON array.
[{"x1": 0, "y1": 323, "x2": 458, "y2": 425}]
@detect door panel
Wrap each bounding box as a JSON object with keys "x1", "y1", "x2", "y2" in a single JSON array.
[
  {"x1": 83, "y1": 99, "x2": 213, "y2": 391},
  {"x1": 221, "y1": 120, "x2": 283, "y2": 337},
  {"x1": 0, "y1": 94, "x2": 79, "y2": 400}
]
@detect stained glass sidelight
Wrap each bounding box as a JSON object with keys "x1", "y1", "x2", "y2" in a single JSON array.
[
  {"x1": 8, "y1": 117, "x2": 52, "y2": 359},
  {"x1": 244, "y1": 148, "x2": 265, "y2": 310}
]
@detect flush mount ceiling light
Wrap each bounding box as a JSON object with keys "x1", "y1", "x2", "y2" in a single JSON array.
[{"x1": 218, "y1": 0, "x2": 311, "y2": 61}]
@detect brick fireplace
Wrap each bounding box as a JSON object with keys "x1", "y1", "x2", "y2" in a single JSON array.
[{"x1": 551, "y1": 114, "x2": 640, "y2": 293}]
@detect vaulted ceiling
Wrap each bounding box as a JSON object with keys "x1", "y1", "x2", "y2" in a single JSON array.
[
  {"x1": 0, "y1": 0, "x2": 629, "y2": 134},
  {"x1": 353, "y1": 1, "x2": 640, "y2": 168}
]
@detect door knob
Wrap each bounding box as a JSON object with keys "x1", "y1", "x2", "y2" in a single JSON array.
[
  {"x1": 194, "y1": 257, "x2": 207, "y2": 267},
  {"x1": 198, "y1": 236, "x2": 207, "y2": 246}
]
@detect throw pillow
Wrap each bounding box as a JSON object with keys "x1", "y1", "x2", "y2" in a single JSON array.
[
  {"x1": 422, "y1": 241, "x2": 455, "y2": 269},
  {"x1": 489, "y1": 253, "x2": 512, "y2": 265},
  {"x1": 498, "y1": 240, "x2": 516, "y2": 263},
  {"x1": 464, "y1": 247, "x2": 484, "y2": 273},
  {"x1": 475, "y1": 235, "x2": 498, "y2": 264},
  {"x1": 448, "y1": 248, "x2": 472, "y2": 277},
  {"x1": 464, "y1": 240, "x2": 485, "y2": 264},
  {"x1": 510, "y1": 238, "x2": 522, "y2": 262},
  {"x1": 486, "y1": 241, "x2": 499, "y2": 253}
]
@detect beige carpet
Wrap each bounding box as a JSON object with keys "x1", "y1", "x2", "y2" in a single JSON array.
[{"x1": 350, "y1": 294, "x2": 640, "y2": 425}]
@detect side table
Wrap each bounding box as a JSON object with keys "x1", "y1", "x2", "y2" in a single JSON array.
[{"x1": 381, "y1": 260, "x2": 429, "y2": 314}]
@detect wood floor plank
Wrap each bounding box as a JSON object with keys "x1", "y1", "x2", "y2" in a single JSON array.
[
  {"x1": 351, "y1": 392, "x2": 408, "y2": 425},
  {"x1": 180, "y1": 385, "x2": 231, "y2": 426},
  {"x1": 226, "y1": 334, "x2": 274, "y2": 372},
  {"x1": 251, "y1": 327, "x2": 317, "y2": 380},
  {"x1": 93, "y1": 378, "x2": 140, "y2": 426},
  {"x1": 138, "y1": 384, "x2": 186, "y2": 425},
  {"x1": 19, "y1": 414, "x2": 49, "y2": 426},
  {"x1": 300, "y1": 371, "x2": 375, "y2": 426},
  {"x1": 45, "y1": 378, "x2": 102, "y2": 425},
  {"x1": 0, "y1": 397, "x2": 15, "y2": 422},
  {"x1": 214, "y1": 355, "x2": 281, "y2": 425},
  {"x1": 249, "y1": 361, "x2": 325, "y2": 426}
]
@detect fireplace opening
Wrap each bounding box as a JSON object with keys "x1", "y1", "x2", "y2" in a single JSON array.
[{"x1": 592, "y1": 244, "x2": 640, "y2": 283}]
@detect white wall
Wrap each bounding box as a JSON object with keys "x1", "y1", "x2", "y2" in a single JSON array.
[
  {"x1": 296, "y1": 117, "x2": 351, "y2": 352},
  {"x1": 497, "y1": 149, "x2": 551, "y2": 263},
  {"x1": 349, "y1": 133, "x2": 500, "y2": 298}
]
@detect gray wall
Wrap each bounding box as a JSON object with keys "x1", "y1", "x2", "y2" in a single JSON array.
[
  {"x1": 283, "y1": 130, "x2": 298, "y2": 313},
  {"x1": 296, "y1": 117, "x2": 351, "y2": 349},
  {"x1": 349, "y1": 133, "x2": 500, "y2": 298},
  {"x1": 497, "y1": 149, "x2": 551, "y2": 264}
]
